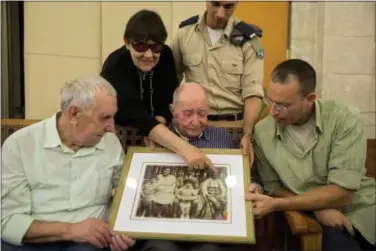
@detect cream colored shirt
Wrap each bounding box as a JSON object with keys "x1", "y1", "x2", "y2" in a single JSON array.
[
  {"x1": 1, "y1": 114, "x2": 125, "y2": 245},
  {"x1": 171, "y1": 14, "x2": 264, "y2": 115}
]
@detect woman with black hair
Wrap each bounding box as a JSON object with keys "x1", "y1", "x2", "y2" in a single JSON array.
[
  {"x1": 101, "y1": 9, "x2": 177, "y2": 134},
  {"x1": 101, "y1": 10, "x2": 214, "y2": 180}
]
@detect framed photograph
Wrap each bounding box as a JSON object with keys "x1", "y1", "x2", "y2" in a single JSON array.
[{"x1": 108, "y1": 146, "x2": 254, "y2": 244}]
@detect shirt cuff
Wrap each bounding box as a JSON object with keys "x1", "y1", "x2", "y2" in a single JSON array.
[
  {"x1": 2, "y1": 214, "x2": 34, "y2": 246},
  {"x1": 264, "y1": 181, "x2": 281, "y2": 196},
  {"x1": 328, "y1": 169, "x2": 363, "y2": 190},
  {"x1": 242, "y1": 84, "x2": 264, "y2": 100}
]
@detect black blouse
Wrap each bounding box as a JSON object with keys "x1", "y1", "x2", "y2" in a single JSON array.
[{"x1": 100, "y1": 45, "x2": 179, "y2": 136}]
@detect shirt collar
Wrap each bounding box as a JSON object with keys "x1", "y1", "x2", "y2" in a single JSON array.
[
  {"x1": 314, "y1": 100, "x2": 323, "y2": 133},
  {"x1": 44, "y1": 113, "x2": 63, "y2": 148},
  {"x1": 170, "y1": 122, "x2": 210, "y2": 141},
  {"x1": 276, "y1": 100, "x2": 323, "y2": 137},
  {"x1": 44, "y1": 112, "x2": 106, "y2": 151},
  {"x1": 196, "y1": 12, "x2": 235, "y2": 39}
]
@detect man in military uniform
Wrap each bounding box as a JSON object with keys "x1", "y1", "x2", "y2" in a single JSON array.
[
  {"x1": 201, "y1": 171, "x2": 227, "y2": 218},
  {"x1": 171, "y1": 1, "x2": 264, "y2": 163}
]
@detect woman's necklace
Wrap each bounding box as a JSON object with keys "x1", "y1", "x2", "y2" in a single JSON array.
[{"x1": 138, "y1": 71, "x2": 155, "y2": 117}]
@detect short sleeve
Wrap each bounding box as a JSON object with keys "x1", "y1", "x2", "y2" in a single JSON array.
[{"x1": 241, "y1": 41, "x2": 264, "y2": 100}]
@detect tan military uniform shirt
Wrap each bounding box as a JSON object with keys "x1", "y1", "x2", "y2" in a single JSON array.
[
  {"x1": 171, "y1": 14, "x2": 264, "y2": 115},
  {"x1": 254, "y1": 100, "x2": 376, "y2": 245}
]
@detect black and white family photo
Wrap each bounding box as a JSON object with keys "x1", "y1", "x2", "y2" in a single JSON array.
[{"x1": 132, "y1": 165, "x2": 230, "y2": 222}]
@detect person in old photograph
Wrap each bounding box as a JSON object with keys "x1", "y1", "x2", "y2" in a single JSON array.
[
  {"x1": 153, "y1": 167, "x2": 177, "y2": 218},
  {"x1": 133, "y1": 165, "x2": 229, "y2": 221},
  {"x1": 175, "y1": 179, "x2": 199, "y2": 219},
  {"x1": 184, "y1": 169, "x2": 200, "y2": 189},
  {"x1": 201, "y1": 171, "x2": 227, "y2": 218},
  {"x1": 136, "y1": 177, "x2": 158, "y2": 217},
  {"x1": 175, "y1": 168, "x2": 186, "y2": 189}
]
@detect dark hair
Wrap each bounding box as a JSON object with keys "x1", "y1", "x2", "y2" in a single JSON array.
[
  {"x1": 271, "y1": 59, "x2": 316, "y2": 96},
  {"x1": 183, "y1": 179, "x2": 194, "y2": 186},
  {"x1": 124, "y1": 10, "x2": 167, "y2": 44}
]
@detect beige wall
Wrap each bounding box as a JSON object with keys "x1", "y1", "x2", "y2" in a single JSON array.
[
  {"x1": 24, "y1": 2, "x2": 204, "y2": 119},
  {"x1": 24, "y1": 2, "x2": 375, "y2": 138},
  {"x1": 290, "y1": 2, "x2": 376, "y2": 139}
]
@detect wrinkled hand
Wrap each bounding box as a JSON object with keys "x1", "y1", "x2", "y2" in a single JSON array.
[
  {"x1": 109, "y1": 234, "x2": 136, "y2": 251},
  {"x1": 144, "y1": 137, "x2": 158, "y2": 150},
  {"x1": 245, "y1": 193, "x2": 276, "y2": 219},
  {"x1": 182, "y1": 145, "x2": 217, "y2": 173},
  {"x1": 248, "y1": 183, "x2": 263, "y2": 194},
  {"x1": 314, "y1": 209, "x2": 354, "y2": 236},
  {"x1": 66, "y1": 218, "x2": 113, "y2": 249},
  {"x1": 240, "y1": 135, "x2": 254, "y2": 168}
]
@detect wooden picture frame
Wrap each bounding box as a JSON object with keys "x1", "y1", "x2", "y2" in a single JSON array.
[{"x1": 108, "y1": 146, "x2": 255, "y2": 244}]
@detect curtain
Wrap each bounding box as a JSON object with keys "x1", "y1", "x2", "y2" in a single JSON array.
[{"x1": 1, "y1": 1, "x2": 24, "y2": 118}]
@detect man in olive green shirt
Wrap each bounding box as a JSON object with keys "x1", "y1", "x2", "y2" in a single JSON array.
[
  {"x1": 246, "y1": 59, "x2": 375, "y2": 251},
  {"x1": 1, "y1": 76, "x2": 135, "y2": 251}
]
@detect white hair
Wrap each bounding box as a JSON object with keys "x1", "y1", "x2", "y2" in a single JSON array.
[{"x1": 60, "y1": 75, "x2": 117, "y2": 112}]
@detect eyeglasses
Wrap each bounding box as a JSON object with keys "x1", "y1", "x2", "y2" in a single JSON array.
[
  {"x1": 131, "y1": 41, "x2": 164, "y2": 53},
  {"x1": 211, "y1": 1, "x2": 236, "y2": 9},
  {"x1": 264, "y1": 97, "x2": 293, "y2": 113}
]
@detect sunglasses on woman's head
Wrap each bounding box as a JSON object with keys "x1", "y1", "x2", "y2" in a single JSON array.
[{"x1": 131, "y1": 41, "x2": 164, "y2": 53}]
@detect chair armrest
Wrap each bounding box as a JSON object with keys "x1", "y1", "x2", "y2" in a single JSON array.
[{"x1": 284, "y1": 210, "x2": 322, "y2": 235}]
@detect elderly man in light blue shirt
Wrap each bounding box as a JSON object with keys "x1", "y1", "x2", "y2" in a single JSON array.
[{"x1": 1, "y1": 76, "x2": 135, "y2": 251}]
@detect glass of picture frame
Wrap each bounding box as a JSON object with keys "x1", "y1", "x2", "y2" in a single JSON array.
[{"x1": 108, "y1": 146, "x2": 255, "y2": 244}]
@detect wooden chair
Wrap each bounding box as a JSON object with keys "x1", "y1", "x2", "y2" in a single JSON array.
[
  {"x1": 1, "y1": 118, "x2": 277, "y2": 251},
  {"x1": 1, "y1": 118, "x2": 375, "y2": 251}
]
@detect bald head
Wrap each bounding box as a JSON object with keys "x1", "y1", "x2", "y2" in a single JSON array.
[
  {"x1": 172, "y1": 82, "x2": 208, "y2": 107},
  {"x1": 170, "y1": 82, "x2": 210, "y2": 138}
]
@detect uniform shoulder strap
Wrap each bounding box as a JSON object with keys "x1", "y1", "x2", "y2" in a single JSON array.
[
  {"x1": 231, "y1": 21, "x2": 264, "y2": 59},
  {"x1": 179, "y1": 15, "x2": 199, "y2": 28},
  {"x1": 235, "y1": 21, "x2": 263, "y2": 38}
]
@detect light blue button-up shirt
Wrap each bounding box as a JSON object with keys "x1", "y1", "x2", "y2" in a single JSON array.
[{"x1": 1, "y1": 113, "x2": 125, "y2": 245}]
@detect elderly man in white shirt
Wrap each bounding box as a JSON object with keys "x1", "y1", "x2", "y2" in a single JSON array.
[{"x1": 1, "y1": 76, "x2": 135, "y2": 251}]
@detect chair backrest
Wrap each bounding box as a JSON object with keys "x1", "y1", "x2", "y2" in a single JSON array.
[
  {"x1": 0, "y1": 119, "x2": 245, "y2": 150},
  {"x1": 1, "y1": 118, "x2": 374, "y2": 178}
]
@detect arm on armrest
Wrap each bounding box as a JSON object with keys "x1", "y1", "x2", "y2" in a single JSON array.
[{"x1": 272, "y1": 188, "x2": 322, "y2": 235}]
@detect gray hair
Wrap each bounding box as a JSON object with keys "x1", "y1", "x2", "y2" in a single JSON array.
[{"x1": 60, "y1": 75, "x2": 117, "y2": 112}]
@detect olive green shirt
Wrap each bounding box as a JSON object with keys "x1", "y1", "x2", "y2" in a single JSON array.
[
  {"x1": 254, "y1": 100, "x2": 376, "y2": 245},
  {"x1": 1, "y1": 114, "x2": 125, "y2": 245}
]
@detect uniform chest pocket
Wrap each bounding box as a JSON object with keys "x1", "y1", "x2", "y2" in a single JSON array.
[
  {"x1": 221, "y1": 60, "x2": 244, "y2": 90},
  {"x1": 183, "y1": 54, "x2": 202, "y2": 66},
  {"x1": 183, "y1": 54, "x2": 202, "y2": 82}
]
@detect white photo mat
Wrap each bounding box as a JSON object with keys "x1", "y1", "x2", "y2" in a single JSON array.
[{"x1": 108, "y1": 147, "x2": 254, "y2": 244}]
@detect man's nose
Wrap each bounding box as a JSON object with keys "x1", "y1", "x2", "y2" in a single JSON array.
[
  {"x1": 216, "y1": 7, "x2": 225, "y2": 19},
  {"x1": 105, "y1": 118, "x2": 115, "y2": 133},
  {"x1": 269, "y1": 103, "x2": 279, "y2": 116},
  {"x1": 191, "y1": 115, "x2": 200, "y2": 126}
]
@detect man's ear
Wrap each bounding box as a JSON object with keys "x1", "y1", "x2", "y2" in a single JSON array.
[
  {"x1": 306, "y1": 93, "x2": 317, "y2": 102},
  {"x1": 169, "y1": 104, "x2": 174, "y2": 114},
  {"x1": 67, "y1": 105, "x2": 80, "y2": 124}
]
